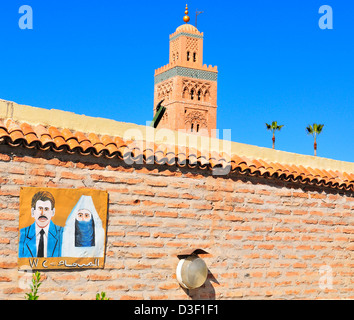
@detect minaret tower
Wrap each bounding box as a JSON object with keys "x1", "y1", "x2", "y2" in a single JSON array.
[{"x1": 154, "y1": 5, "x2": 218, "y2": 137}]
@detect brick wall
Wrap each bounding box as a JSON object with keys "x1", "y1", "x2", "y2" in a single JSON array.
[{"x1": 0, "y1": 145, "x2": 353, "y2": 300}]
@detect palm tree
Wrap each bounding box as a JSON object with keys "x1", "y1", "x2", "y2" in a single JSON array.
[
  {"x1": 266, "y1": 121, "x2": 284, "y2": 149},
  {"x1": 306, "y1": 123, "x2": 324, "y2": 156}
]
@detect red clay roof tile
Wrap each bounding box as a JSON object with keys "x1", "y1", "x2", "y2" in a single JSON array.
[
  {"x1": 231, "y1": 155, "x2": 246, "y2": 166},
  {"x1": 5, "y1": 119, "x2": 21, "y2": 133},
  {"x1": 61, "y1": 128, "x2": 75, "y2": 141},
  {"x1": 105, "y1": 143, "x2": 120, "y2": 156},
  {"x1": 53, "y1": 136, "x2": 67, "y2": 149},
  {"x1": 89, "y1": 133, "x2": 102, "y2": 146},
  {"x1": 0, "y1": 119, "x2": 352, "y2": 191},
  {"x1": 25, "y1": 132, "x2": 40, "y2": 145},
  {"x1": 48, "y1": 126, "x2": 60, "y2": 137},
  {"x1": 114, "y1": 136, "x2": 126, "y2": 148},
  {"x1": 251, "y1": 159, "x2": 264, "y2": 168},
  {"x1": 66, "y1": 137, "x2": 80, "y2": 150},
  {"x1": 0, "y1": 127, "x2": 9, "y2": 139},
  {"x1": 9, "y1": 130, "x2": 25, "y2": 142},
  {"x1": 20, "y1": 122, "x2": 36, "y2": 136}
]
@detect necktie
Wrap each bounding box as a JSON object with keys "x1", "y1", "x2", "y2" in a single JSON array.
[{"x1": 38, "y1": 229, "x2": 45, "y2": 257}]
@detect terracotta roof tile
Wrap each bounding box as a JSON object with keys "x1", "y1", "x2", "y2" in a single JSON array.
[
  {"x1": 270, "y1": 162, "x2": 285, "y2": 173},
  {"x1": 176, "y1": 147, "x2": 187, "y2": 167},
  {"x1": 20, "y1": 122, "x2": 35, "y2": 135},
  {"x1": 316, "y1": 169, "x2": 329, "y2": 179},
  {"x1": 53, "y1": 140, "x2": 67, "y2": 150},
  {"x1": 186, "y1": 147, "x2": 198, "y2": 167},
  {"x1": 47, "y1": 126, "x2": 60, "y2": 138},
  {"x1": 154, "y1": 144, "x2": 167, "y2": 165},
  {"x1": 32, "y1": 125, "x2": 51, "y2": 147},
  {"x1": 163, "y1": 145, "x2": 175, "y2": 166},
  {"x1": 73, "y1": 131, "x2": 93, "y2": 153},
  {"x1": 287, "y1": 164, "x2": 299, "y2": 175},
  {"x1": 50, "y1": 128, "x2": 67, "y2": 149},
  {"x1": 60, "y1": 128, "x2": 73, "y2": 141},
  {"x1": 238, "y1": 162, "x2": 250, "y2": 172},
  {"x1": 75, "y1": 132, "x2": 94, "y2": 153},
  {"x1": 3, "y1": 119, "x2": 24, "y2": 144},
  {"x1": 100, "y1": 136, "x2": 118, "y2": 156},
  {"x1": 114, "y1": 136, "x2": 126, "y2": 148},
  {"x1": 0, "y1": 119, "x2": 352, "y2": 191},
  {"x1": 251, "y1": 159, "x2": 264, "y2": 169},
  {"x1": 25, "y1": 132, "x2": 40, "y2": 145},
  {"x1": 9, "y1": 130, "x2": 25, "y2": 143},
  {"x1": 327, "y1": 169, "x2": 339, "y2": 180},
  {"x1": 5, "y1": 119, "x2": 20, "y2": 133},
  {"x1": 306, "y1": 167, "x2": 319, "y2": 178},
  {"x1": 231, "y1": 155, "x2": 248, "y2": 171},
  {"x1": 128, "y1": 141, "x2": 144, "y2": 162},
  {"x1": 297, "y1": 165, "x2": 310, "y2": 176},
  {"x1": 85, "y1": 133, "x2": 103, "y2": 154},
  {"x1": 266, "y1": 167, "x2": 279, "y2": 177},
  {"x1": 66, "y1": 137, "x2": 80, "y2": 151},
  {"x1": 34, "y1": 124, "x2": 48, "y2": 136},
  {"x1": 257, "y1": 159, "x2": 271, "y2": 169},
  {"x1": 0, "y1": 127, "x2": 9, "y2": 139},
  {"x1": 142, "y1": 141, "x2": 155, "y2": 164},
  {"x1": 344, "y1": 172, "x2": 354, "y2": 182},
  {"x1": 101, "y1": 135, "x2": 114, "y2": 147}
]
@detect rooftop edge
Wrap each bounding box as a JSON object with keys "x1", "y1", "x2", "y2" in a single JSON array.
[{"x1": 0, "y1": 98, "x2": 353, "y2": 174}]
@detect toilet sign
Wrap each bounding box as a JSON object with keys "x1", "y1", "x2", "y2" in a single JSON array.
[{"x1": 18, "y1": 187, "x2": 108, "y2": 270}]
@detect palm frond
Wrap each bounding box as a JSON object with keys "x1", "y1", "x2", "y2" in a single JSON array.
[
  {"x1": 316, "y1": 124, "x2": 324, "y2": 134},
  {"x1": 306, "y1": 125, "x2": 313, "y2": 135},
  {"x1": 307, "y1": 123, "x2": 324, "y2": 135},
  {"x1": 266, "y1": 121, "x2": 284, "y2": 132}
]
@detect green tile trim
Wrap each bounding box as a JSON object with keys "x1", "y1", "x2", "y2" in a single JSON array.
[
  {"x1": 170, "y1": 32, "x2": 204, "y2": 42},
  {"x1": 155, "y1": 67, "x2": 217, "y2": 84}
]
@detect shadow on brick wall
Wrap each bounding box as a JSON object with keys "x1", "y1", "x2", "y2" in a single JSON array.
[{"x1": 181, "y1": 270, "x2": 219, "y2": 300}]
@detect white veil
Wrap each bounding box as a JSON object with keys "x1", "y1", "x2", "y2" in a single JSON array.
[{"x1": 62, "y1": 195, "x2": 104, "y2": 258}]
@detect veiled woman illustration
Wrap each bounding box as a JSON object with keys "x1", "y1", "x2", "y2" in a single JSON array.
[
  {"x1": 75, "y1": 208, "x2": 95, "y2": 247},
  {"x1": 62, "y1": 195, "x2": 104, "y2": 258}
]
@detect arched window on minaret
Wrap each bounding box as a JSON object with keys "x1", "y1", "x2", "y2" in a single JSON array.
[
  {"x1": 190, "y1": 89, "x2": 195, "y2": 100},
  {"x1": 191, "y1": 123, "x2": 194, "y2": 132},
  {"x1": 182, "y1": 87, "x2": 189, "y2": 99},
  {"x1": 204, "y1": 89, "x2": 210, "y2": 102},
  {"x1": 197, "y1": 89, "x2": 202, "y2": 101},
  {"x1": 193, "y1": 52, "x2": 197, "y2": 62},
  {"x1": 187, "y1": 51, "x2": 190, "y2": 61},
  {"x1": 196, "y1": 124, "x2": 200, "y2": 133}
]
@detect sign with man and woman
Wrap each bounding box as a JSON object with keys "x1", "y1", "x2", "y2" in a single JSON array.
[{"x1": 18, "y1": 187, "x2": 108, "y2": 269}]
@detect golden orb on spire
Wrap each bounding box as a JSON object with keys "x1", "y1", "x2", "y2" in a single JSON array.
[{"x1": 183, "y1": 4, "x2": 190, "y2": 23}]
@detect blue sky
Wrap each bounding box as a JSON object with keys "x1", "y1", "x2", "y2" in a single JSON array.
[{"x1": 0, "y1": 1, "x2": 353, "y2": 163}]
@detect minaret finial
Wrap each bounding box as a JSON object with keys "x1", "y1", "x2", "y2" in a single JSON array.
[{"x1": 183, "y1": 4, "x2": 190, "y2": 24}]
